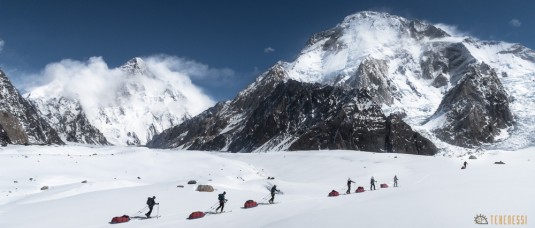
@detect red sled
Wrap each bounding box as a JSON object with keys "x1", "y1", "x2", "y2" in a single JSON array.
[
  {"x1": 110, "y1": 215, "x2": 130, "y2": 224},
  {"x1": 188, "y1": 211, "x2": 205, "y2": 220},
  {"x1": 380, "y1": 183, "x2": 389, "y2": 188},
  {"x1": 328, "y1": 190, "x2": 339, "y2": 197},
  {"x1": 243, "y1": 200, "x2": 258, "y2": 208},
  {"x1": 355, "y1": 186, "x2": 365, "y2": 193}
]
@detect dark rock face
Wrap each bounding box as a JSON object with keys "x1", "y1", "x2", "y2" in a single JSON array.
[
  {"x1": 0, "y1": 70, "x2": 64, "y2": 145},
  {"x1": 306, "y1": 27, "x2": 344, "y2": 48},
  {"x1": 385, "y1": 114, "x2": 437, "y2": 155},
  {"x1": 428, "y1": 63, "x2": 513, "y2": 147},
  {"x1": 347, "y1": 58, "x2": 394, "y2": 105},
  {"x1": 408, "y1": 20, "x2": 450, "y2": 40},
  {"x1": 420, "y1": 42, "x2": 476, "y2": 85},
  {"x1": 0, "y1": 124, "x2": 12, "y2": 146},
  {"x1": 31, "y1": 97, "x2": 109, "y2": 145},
  {"x1": 149, "y1": 77, "x2": 437, "y2": 155}
]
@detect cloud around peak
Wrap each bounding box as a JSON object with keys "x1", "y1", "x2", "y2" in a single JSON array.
[
  {"x1": 24, "y1": 55, "x2": 226, "y2": 117},
  {"x1": 434, "y1": 23, "x2": 470, "y2": 37}
]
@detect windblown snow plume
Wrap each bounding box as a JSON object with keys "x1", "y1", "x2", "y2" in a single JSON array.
[{"x1": 25, "y1": 56, "x2": 217, "y2": 145}]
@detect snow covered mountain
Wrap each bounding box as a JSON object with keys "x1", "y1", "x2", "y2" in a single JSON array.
[
  {"x1": 148, "y1": 73, "x2": 437, "y2": 154},
  {"x1": 0, "y1": 70, "x2": 63, "y2": 145},
  {"x1": 27, "y1": 57, "x2": 215, "y2": 145},
  {"x1": 149, "y1": 11, "x2": 535, "y2": 152},
  {"x1": 29, "y1": 96, "x2": 109, "y2": 145}
]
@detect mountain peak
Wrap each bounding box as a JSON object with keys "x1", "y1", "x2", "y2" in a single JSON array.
[
  {"x1": 120, "y1": 57, "x2": 151, "y2": 76},
  {"x1": 340, "y1": 11, "x2": 406, "y2": 27}
]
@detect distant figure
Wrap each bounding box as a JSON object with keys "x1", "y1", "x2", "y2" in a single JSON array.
[
  {"x1": 463, "y1": 161, "x2": 468, "y2": 169},
  {"x1": 269, "y1": 185, "x2": 281, "y2": 204},
  {"x1": 145, "y1": 196, "x2": 158, "y2": 218},
  {"x1": 216, "y1": 191, "x2": 227, "y2": 213},
  {"x1": 394, "y1": 175, "x2": 399, "y2": 187},
  {"x1": 370, "y1": 176, "x2": 377, "y2": 190},
  {"x1": 346, "y1": 178, "x2": 356, "y2": 194}
]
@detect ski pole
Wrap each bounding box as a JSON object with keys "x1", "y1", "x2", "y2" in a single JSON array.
[
  {"x1": 207, "y1": 201, "x2": 219, "y2": 212},
  {"x1": 260, "y1": 193, "x2": 271, "y2": 202},
  {"x1": 157, "y1": 204, "x2": 160, "y2": 219},
  {"x1": 131, "y1": 206, "x2": 148, "y2": 216}
]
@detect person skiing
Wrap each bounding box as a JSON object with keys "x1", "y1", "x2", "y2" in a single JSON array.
[
  {"x1": 346, "y1": 178, "x2": 356, "y2": 194},
  {"x1": 215, "y1": 191, "x2": 227, "y2": 213},
  {"x1": 370, "y1": 176, "x2": 377, "y2": 190},
  {"x1": 145, "y1": 196, "x2": 158, "y2": 218},
  {"x1": 269, "y1": 185, "x2": 281, "y2": 204},
  {"x1": 394, "y1": 175, "x2": 399, "y2": 187},
  {"x1": 463, "y1": 161, "x2": 468, "y2": 169}
]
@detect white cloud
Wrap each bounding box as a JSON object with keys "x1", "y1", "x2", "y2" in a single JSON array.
[
  {"x1": 264, "y1": 47, "x2": 275, "y2": 53},
  {"x1": 0, "y1": 39, "x2": 4, "y2": 52},
  {"x1": 144, "y1": 54, "x2": 235, "y2": 82},
  {"x1": 23, "y1": 55, "x2": 223, "y2": 116},
  {"x1": 434, "y1": 23, "x2": 470, "y2": 37},
  {"x1": 509, "y1": 19, "x2": 522, "y2": 27}
]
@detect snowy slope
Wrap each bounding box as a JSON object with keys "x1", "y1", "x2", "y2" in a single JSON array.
[
  {"x1": 150, "y1": 11, "x2": 533, "y2": 152},
  {"x1": 0, "y1": 146, "x2": 533, "y2": 227},
  {"x1": 276, "y1": 11, "x2": 535, "y2": 150},
  {"x1": 26, "y1": 57, "x2": 215, "y2": 145}
]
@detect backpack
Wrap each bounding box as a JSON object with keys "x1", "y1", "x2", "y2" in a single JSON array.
[{"x1": 218, "y1": 194, "x2": 224, "y2": 201}]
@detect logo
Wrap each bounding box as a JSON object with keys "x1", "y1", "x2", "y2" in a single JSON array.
[
  {"x1": 474, "y1": 214, "x2": 528, "y2": 225},
  {"x1": 475, "y1": 214, "x2": 489, "y2": 225}
]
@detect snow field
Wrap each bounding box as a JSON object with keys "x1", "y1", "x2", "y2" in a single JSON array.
[{"x1": 0, "y1": 145, "x2": 533, "y2": 227}]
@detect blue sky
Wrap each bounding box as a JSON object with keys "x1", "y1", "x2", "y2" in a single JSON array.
[{"x1": 0, "y1": 0, "x2": 533, "y2": 100}]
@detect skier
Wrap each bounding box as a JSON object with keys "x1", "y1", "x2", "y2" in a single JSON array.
[
  {"x1": 463, "y1": 161, "x2": 468, "y2": 169},
  {"x1": 370, "y1": 176, "x2": 377, "y2": 190},
  {"x1": 394, "y1": 175, "x2": 399, "y2": 187},
  {"x1": 346, "y1": 178, "x2": 356, "y2": 194},
  {"x1": 215, "y1": 191, "x2": 227, "y2": 213},
  {"x1": 145, "y1": 196, "x2": 158, "y2": 218},
  {"x1": 269, "y1": 185, "x2": 281, "y2": 204}
]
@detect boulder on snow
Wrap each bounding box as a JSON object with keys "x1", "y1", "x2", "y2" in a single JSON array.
[
  {"x1": 187, "y1": 180, "x2": 197, "y2": 184},
  {"x1": 494, "y1": 161, "x2": 506, "y2": 165},
  {"x1": 469, "y1": 155, "x2": 477, "y2": 159},
  {"x1": 196, "y1": 185, "x2": 214, "y2": 192},
  {"x1": 41, "y1": 186, "x2": 49, "y2": 191},
  {"x1": 81, "y1": 180, "x2": 87, "y2": 183},
  {"x1": 177, "y1": 185, "x2": 184, "y2": 188}
]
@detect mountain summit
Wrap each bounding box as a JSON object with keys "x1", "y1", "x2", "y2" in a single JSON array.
[
  {"x1": 26, "y1": 57, "x2": 215, "y2": 145},
  {"x1": 149, "y1": 11, "x2": 535, "y2": 153}
]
